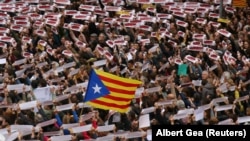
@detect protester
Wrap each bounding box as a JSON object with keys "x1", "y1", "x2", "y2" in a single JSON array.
[{"x1": 0, "y1": 0, "x2": 250, "y2": 141}]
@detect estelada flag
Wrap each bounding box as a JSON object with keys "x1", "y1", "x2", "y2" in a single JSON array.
[
  {"x1": 232, "y1": 0, "x2": 247, "y2": 7},
  {"x1": 84, "y1": 69, "x2": 142, "y2": 113}
]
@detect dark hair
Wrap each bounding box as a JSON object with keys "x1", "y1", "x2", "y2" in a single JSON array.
[
  {"x1": 229, "y1": 114, "x2": 238, "y2": 123},
  {"x1": 39, "y1": 79, "x2": 47, "y2": 87},
  {"x1": 202, "y1": 79, "x2": 208, "y2": 85},
  {"x1": 31, "y1": 80, "x2": 38, "y2": 89}
]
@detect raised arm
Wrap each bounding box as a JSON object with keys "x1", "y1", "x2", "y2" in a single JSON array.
[
  {"x1": 69, "y1": 29, "x2": 79, "y2": 42},
  {"x1": 55, "y1": 110, "x2": 63, "y2": 127},
  {"x1": 72, "y1": 105, "x2": 79, "y2": 123}
]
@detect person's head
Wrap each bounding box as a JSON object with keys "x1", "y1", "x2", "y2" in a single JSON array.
[
  {"x1": 152, "y1": 65, "x2": 158, "y2": 73},
  {"x1": 128, "y1": 111, "x2": 136, "y2": 121},
  {"x1": 138, "y1": 52, "x2": 144, "y2": 59},
  {"x1": 246, "y1": 107, "x2": 250, "y2": 116},
  {"x1": 176, "y1": 100, "x2": 185, "y2": 109},
  {"x1": 170, "y1": 22, "x2": 176, "y2": 30},
  {"x1": 61, "y1": 37, "x2": 66, "y2": 45},
  {"x1": 48, "y1": 38, "x2": 54, "y2": 44},
  {"x1": 209, "y1": 117, "x2": 219, "y2": 125},
  {"x1": 202, "y1": 70, "x2": 209, "y2": 80},
  {"x1": 35, "y1": 114, "x2": 44, "y2": 123},
  {"x1": 127, "y1": 60, "x2": 134, "y2": 69},
  {"x1": 98, "y1": 22, "x2": 105, "y2": 31},
  {"x1": 90, "y1": 33, "x2": 97, "y2": 41},
  {"x1": 124, "y1": 35, "x2": 130, "y2": 42},
  {"x1": 243, "y1": 41, "x2": 249, "y2": 49},
  {"x1": 98, "y1": 33, "x2": 106, "y2": 42},
  {"x1": 231, "y1": 114, "x2": 238, "y2": 123},
  {"x1": 71, "y1": 94, "x2": 78, "y2": 103},
  {"x1": 180, "y1": 75, "x2": 189, "y2": 84}
]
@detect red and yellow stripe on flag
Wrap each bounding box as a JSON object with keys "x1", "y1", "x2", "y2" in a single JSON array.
[
  {"x1": 232, "y1": 0, "x2": 247, "y2": 7},
  {"x1": 84, "y1": 69, "x2": 142, "y2": 113}
]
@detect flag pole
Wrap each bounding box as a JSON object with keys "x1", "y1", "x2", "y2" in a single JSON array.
[{"x1": 79, "y1": 105, "x2": 84, "y2": 120}]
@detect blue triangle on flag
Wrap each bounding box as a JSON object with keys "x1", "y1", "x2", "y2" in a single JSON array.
[{"x1": 84, "y1": 70, "x2": 110, "y2": 102}]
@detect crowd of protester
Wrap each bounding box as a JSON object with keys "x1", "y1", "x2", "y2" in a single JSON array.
[{"x1": 0, "y1": 0, "x2": 250, "y2": 141}]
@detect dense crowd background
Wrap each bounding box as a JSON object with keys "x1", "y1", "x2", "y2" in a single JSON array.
[{"x1": 0, "y1": 0, "x2": 250, "y2": 141}]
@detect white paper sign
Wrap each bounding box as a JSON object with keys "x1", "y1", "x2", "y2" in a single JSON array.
[
  {"x1": 218, "y1": 118, "x2": 233, "y2": 125},
  {"x1": 69, "y1": 68, "x2": 79, "y2": 77},
  {"x1": 76, "y1": 82, "x2": 89, "y2": 88},
  {"x1": 173, "y1": 113, "x2": 188, "y2": 120},
  {"x1": 33, "y1": 86, "x2": 52, "y2": 102},
  {"x1": 81, "y1": 112, "x2": 94, "y2": 121},
  {"x1": 217, "y1": 29, "x2": 231, "y2": 37},
  {"x1": 55, "y1": 94, "x2": 69, "y2": 102},
  {"x1": 219, "y1": 83, "x2": 228, "y2": 93},
  {"x1": 20, "y1": 130, "x2": 33, "y2": 136},
  {"x1": 147, "y1": 129, "x2": 152, "y2": 141},
  {"x1": 12, "y1": 58, "x2": 26, "y2": 66},
  {"x1": 145, "y1": 86, "x2": 161, "y2": 93},
  {"x1": 198, "y1": 103, "x2": 211, "y2": 111},
  {"x1": 214, "y1": 104, "x2": 233, "y2": 112},
  {"x1": 159, "y1": 62, "x2": 169, "y2": 72},
  {"x1": 125, "y1": 131, "x2": 146, "y2": 139},
  {"x1": 10, "y1": 125, "x2": 33, "y2": 131},
  {"x1": 148, "y1": 45, "x2": 158, "y2": 53},
  {"x1": 56, "y1": 103, "x2": 74, "y2": 111},
  {"x1": 135, "y1": 87, "x2": 144, "y2": 98},
  {"x1": 141, "y1": 107, "x2": 155, "y2": 114},
  {"x1": 36, "y1": 119, "x2": 56, "y2": 127},
  {"x1": 234, "y1": 95, "x2": 249, "y2": 103},
  {"x1": 50, "y1": 135, "x2": 72, "y2": 141},
  {"x1": 19, "y1": 100, "x2": 37, "y2": 110},
  {"x1": 62, "y1": 123, "x2": 79, "y2": 129},
  {"x1": 21, "y1": 63, "x2": 33, "y2": 69},
  {"x1": 43, "y1": 131, "x2": 61, "y2": 136},
  {"x1": 141, "y1": 63, "x2": 149, "y2": 73},
  {"x1": 63, "y1": 85, "x2": 80, "y2": 94},
  {"x1": 126, "y1": 52, "x2": 133, "y2": 61},
  {"x1": 156, "y1": 100, "x2": 173, "y2": 106},
  {"x1": 237, "y1": 116, "x2": 250, "y2": 124},
  {"x1": 194, "y1": 108, "x2": 204, "y2": 121},
  {"x1": 78, "y1": 102, "x2": 92, "y2": 108},
  {"x1": 15, "y1": 68, "x2": 26, "y2": 78},
  {"x1": 0, "y1": 58, "x2": 6, "y2": 64},
  {"x1": 95, "y1": 135, "x2": 114, "y2": 141},
  {"x1": 63, "y1": 62, "x2": 76, "y2": 69},
  {"x1": 177, "y1": 108, "x2": 194, "y2": 115},
  {"x1": 42, "y1": 100, "x2": 53, "y2": 106},
  {"x1": 7, "y1": 84, "x2": 24, "y2": 91},
  {"x1": 71, "y1": 124, "x2": 92, "y2": 133},
  {"x1": 6, "y1": 132, "x2": 19, "y2": 141},
  {"x1": 36, "y1": 61, "x2": 48, "y2": 68},
  {"x1": 209, "y1": 65, "x2": 217, "y2": 71},
  {"x1": 192, "y1": 80, "x2": 202, "y2": 86},
  {"x1": 139, "y1": 114, "x2": 150, "y2": 129},
  {"x1": 93, "y1": 59, "x2": 107, "y2": 67},
  {"x1": 97, "y1": 124, "x2": 115, "y2": 132},
  {"x1": 211, "y1": 97, "x2": 228, "y2": 105}
]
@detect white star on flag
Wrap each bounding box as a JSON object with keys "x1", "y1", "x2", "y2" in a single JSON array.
[{"x1": 92, "y1": 84, "x2": 102, "y2": 94}]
